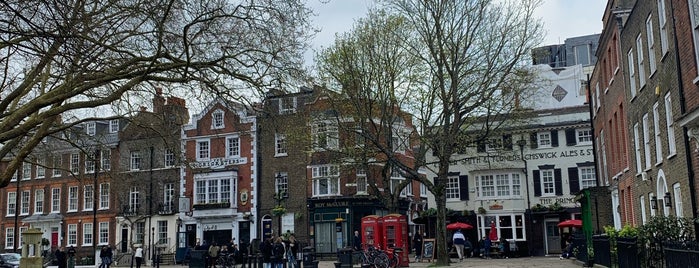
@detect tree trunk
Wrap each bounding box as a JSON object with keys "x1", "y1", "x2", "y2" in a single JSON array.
[{"x1": 434, "y1": 190, "x2": 449, "y2": 265}]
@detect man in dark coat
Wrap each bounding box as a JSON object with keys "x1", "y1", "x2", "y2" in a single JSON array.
[{"x1": 55, "y1": 247, "x2": 67, "y2": 268}]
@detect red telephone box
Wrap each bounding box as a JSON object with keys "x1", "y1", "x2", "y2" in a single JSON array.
[
  {"x1": 382, "y1": 214, "x2": 409, "y2": 267},
  {"x1": 361, "y1": 215, "x2": 382, "y2": 250}
]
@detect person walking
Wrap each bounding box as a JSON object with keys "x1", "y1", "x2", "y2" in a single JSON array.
[
  {"x1": 55, "y1": 247, "x2": 67, "y2": 268},
  {"x1": 452, "y1": 229, "x2": 466, "y2": 262},
  {"x1": 260, "y1": 237, "x2": 273, "y2": 268},
  {"x1": 483, "y1": 237, "x2": 492, "y2": 259},
  {"x1": 271, "y1": 237, "x2": 286, "y2": 268},
  {"x1": 135, "y1": 246, "x2": 144, "y2": 268},
  {"x1": 412, "y1": 232, "x2": 423, "y2": 262},
  {"x1": 353, "y1": 231, "x2": 362, "y2": 251},
  {"x1": 287, "y1": 234, "x2": 299, "y2": 268},
  {"x1": 208, "y1": 242, "x2": 220, "y2": 268}
]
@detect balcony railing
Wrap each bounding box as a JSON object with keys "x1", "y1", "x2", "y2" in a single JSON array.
[{"x1": 158, "y1": 202, "x2": 176, "y2": 215}]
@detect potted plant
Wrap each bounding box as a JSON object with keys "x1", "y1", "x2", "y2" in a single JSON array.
[
  {"x1": 478, "y1": 207, "x2": 487, "y2": 214},
  {"x1": 271, "y1": 205, "x2": 287, "y2": 216}
]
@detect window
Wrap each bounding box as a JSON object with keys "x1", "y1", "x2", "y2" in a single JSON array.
[
  {"x1": 279, "y1": 97, "x2": 297, "y2": 114},
  {"x1": 68, "y1": 224, "x2": 77, "y2": 246},
  {"x1": 485, "y1": 137, "x2": 503, "y2": 152},
  {"x1": 85, "y1": 154, "x2": 95, "y2": 174},
  {"x1": 446, "y1": 176, "x2": 460, "y2": 200},
  {"x1": 690, "y1": 0, "x2": 699, "y2": 78},
  {"x1": 646, "y1": 15, "x2": 657, "y2": 74},
  {"x1": 275, "y1": 133, "x2": 287, "y2": 156},
  {"x1": 135, "y1": 222, "x2": 145, "y2": 244},
  {"x1": 7, "y1": 192, "x2": 16, "y2": 216},
  {"x1": 70, "y1": 153, "x2": 79, "y2": 173},
  {"x1": 653, "y1": 103, "x2": 663, "y2": 163},
  {"x1": 600, "y1": 131, "x2": 609, "y2": 183},
  {"x1": 537, "y1": 132, "x2": 551, "y2": 147},
  {"x1": 36, "y1": 158, "x2": 45, "y2": 179},
  {"x1": 99, "y1": 183, "x2": 109, "y2": 209},
  {"x1": 35, "y1": 189, "x2": 43, "y2": 214},
  {"x1": 165, "y1": 149, "x2": 175, "y2": 167},
  {"x1": 197, "y1": 140, "x2": 210, "y2": 160},
  {"x1": 390, "y1": 168, "x2": 410, "y2": 196},
  {"x1": 541, "y1": 170, "x2": 555, "y2": 196},
  {"x1": 5, "y1": 228, "x2": 14, "y2": 250},
  {"x1": 212, "y1": 110, "x2": 224, "y2": 129},
  {"x1": 477, "y1": 214, "x2": 526, "y2": 241},
  {"x1": 68, "y1": 186, "x2": 78, "y2": 212},
  {"x1": 579, "y1": 167, "x2": 597, "y2": 189},
  {"x1": 53, "y1": 156, "x2": 62, "y2": 177},
  {"x1": 312, "y1": 121, "x2": 339, "y2": 150},
  {"x1": 642, "y1": 114, "x2": 651, "y2": 170},
  {"x1": 84, "y1": 185, "x2": 93, "y2": 211},
  {"x1": 51, "y1": 188, "x2": 60, "y2": 213},
  {"x1": 10, "y1": 170, "x2": 17, "y2": 182},
  {"x1": 83, "y1": 223, "x2": 93, "y2": 245},
  {"x1": 658, "y1": 0, "x2": 669, "y2": 54},
  {"x1": 392, "y1": 134, "x2": 408, "y2": 153},
  {"x1": 636, "y1": 34, "x2": 646, "y2": 87},
  {"x1": 158, "y1": 221, "x2": 168, "y2": 244},
  {"x1": 20, "y1": 191, "x2": 29, "y2": 215},
  {"x1": 595, "y1": 82, "x2": 600, "y2": 111},
  {"x1": 86, "y1": 122, "x2": 96, "y2": 136},
  {"x1": 99, "y1": 222, "x2": 109, "y2": 245},
  {"x1": 640, "y1": 195, "x2": 647, "y2": 224},
  {"x1": 573, "y1": 44, "x2": 591, "y2": 66},
  {"x1": 163, "y1": 183, "x2": 174, "y2": 212},
  {"x1": 101, "y1": 150, "x2": 111, "y2": 171},
  {"x1": 577, "y1": 129, "x2": 592, "y2": 144},
  {"x1": 129, "y1": 187, "x2": 140, "y2": 213},
  {"x1": 628, "y1": 49, "x2": 636, "y2": 98},
  {"x1": 194, "y1": 173, "x2": 236, "y2": 205},
  {"x1": 275, "y1": 172, "x2": 289, "y2": 197},
  {"x1": 633, "y1": 123, "x2": 642, "y2": 174},
  {"x1": 22, "y1": 164, "x2": 31, "y2": 180},
  {"x1": 312, "y1": 165, "x2": 340, "y2": 196},
  {"x1": 109, "y1": 119, "x2": 119, "y2": 133},
  {"x1": 226, "y1": 136, "x2": 240, "y2": 157},
  {"x1": 130, "y1": 151, "x2": 141, "y2": 171},
  {"x1": 674, "y1": 183, "x2": 683, "y2": 217},
  {"x1": 477, "y1": 172, "x2": 521, "y2": 198},
  {"x1": 356, "y1": 168, "x2": 367, "y2": 194},
  {"x1": 665, "y1": 93, "x2": 676, "y2": 156}
]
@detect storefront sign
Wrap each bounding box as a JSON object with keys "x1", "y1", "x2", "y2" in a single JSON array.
[
  {"x1": 192, "y1": 157, "x2": 247, "y2": 169},
  {"x1": 539, "y1": 197, "x2": 576, "y2": 205},
  {"x1": 461, "y1": 149, "x2": 594, "y2": 164}
]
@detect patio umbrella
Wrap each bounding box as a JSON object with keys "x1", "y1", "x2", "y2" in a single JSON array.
[
  {"x1": 558, "y1": 219, "x2": 583, "y2": 228},
  {"x1": 446, "y1": 222, "x2": 473, "y2": 230},
  {"x1": 488, "y1": 221, "x2": 498, "y2": 241}
]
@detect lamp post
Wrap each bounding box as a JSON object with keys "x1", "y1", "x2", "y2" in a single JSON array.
[{"x1": 516, "y1": 139, "x2": 533, "y2": 256}]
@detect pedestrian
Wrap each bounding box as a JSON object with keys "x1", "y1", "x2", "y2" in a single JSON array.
[
  {"x1": 464, "y1": 239, "x2": 473, "y2": 258},
  {"x1": 560, "y1": 238, "x2": 573, "y2": 260},
  {"x1": 55, "y1": 247, "x2": 67, "y2": 268},
  {"x1": 353, "y1": 230, "x2": 362, "y2": 251},
  {"x1": 271, "y1": 237, "x2": 286, "y2": 268},
  {"x1": 260, "y1": 237, "x2": 273, "y2": 268},
  {"x1": 135, "y1": 246, "x2": 144, "y2": 268},
  {"x1": 483, "y1": 236, "x2": 492, "y2": 259},
  {"x1": 105, "y1": 245, "x2": 113, "y2": 268},
  {"x1": 208, "y1": 242, "x2": 220, "y2": 268},
  {"x1": 287, "y1": 234, "x2": 299, "y2": 268},
  {"x1": 499, "y1": 237, "x2": 510, "y2": 259},
  {"x1": 98, "y1": 245, "x2": 108, "y2": 268},
  {"x1": 452, "y1": 229, "x2": 466, "y2": 262},
  {"x1": 412, "y1": 232, "x2": 423, "y2": 262}
]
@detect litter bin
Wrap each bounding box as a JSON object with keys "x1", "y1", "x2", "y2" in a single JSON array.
[
  {"x1": 189, "y1": 250, "x2": 207, "y2": 268},
  {"x1": 337, "y1": 248, "x2": 353, "y2": 268},
  {"x1": 302, "y1": 247, "x2": 317, "y2": 268}
]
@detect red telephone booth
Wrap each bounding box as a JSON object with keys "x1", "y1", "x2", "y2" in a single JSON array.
[
  {"x1": 361, "y1": 215, "x2": 382, "y2": 250},
  {"x1": 382, "y1": 214, "x2": 409, "y2": 267}
]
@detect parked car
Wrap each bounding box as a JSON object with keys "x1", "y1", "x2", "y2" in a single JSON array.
[{"x1": 0, "y1": 253, "x2": 20, "y2": 268}]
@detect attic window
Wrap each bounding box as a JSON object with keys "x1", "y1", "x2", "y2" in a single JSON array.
[
  {"x1": 212, "y1": 110, "x2": 224, "y2": 129},
  {"x1": 86, "y1": 122, "x2": 96, "y2": 136},
  {"x1": 279, "y1": 97, "x2": 297, "y2": 115}
]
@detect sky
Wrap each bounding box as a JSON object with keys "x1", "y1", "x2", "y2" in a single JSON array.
[{"x1": 306, "y1": 0, "x2": 607, "y2": 65}]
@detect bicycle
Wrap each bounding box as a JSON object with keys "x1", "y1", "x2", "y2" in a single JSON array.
[
  {"x1": 359, "y1": 245, "x2": 390, "y2": 268},
  {"x1": 386, "y1": 247, "x2": 402, "y2": 268},
  {"x1": 215, "y1": 253, "x2": 237, "y2": 268}
]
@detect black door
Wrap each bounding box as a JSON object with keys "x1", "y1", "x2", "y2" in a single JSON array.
[{"x1": 121, "y1": 227, "x2": 128, "y2": 252}]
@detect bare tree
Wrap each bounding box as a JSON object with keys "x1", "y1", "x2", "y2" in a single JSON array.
[
  {"x1": 316, "y1": 0, "x2": 544, "y2": 265},
  {"x1": 0, "y1": 0, "x2": 313, "y2": 187}
]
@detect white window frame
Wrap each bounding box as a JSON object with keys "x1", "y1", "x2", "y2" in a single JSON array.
[
  {"x1": 99, "y1": 222, "x2": 109, "y2": 245},
  {"x1": 392, "y1": 134, "x2": 408, "y2": 153},
  {"x1": 101, "y1": 150, "x2": 111, "y2": 171},
  {"x1": 68, "y1": 186, "x2": 78, "y2": 212},
  {"x1": 628, "y1": 49, "x2": 637, "y2": 98},
  {"x1": 129, "y1": 186, "x2": 140, "y2": 212},
  {"x1": 86, "y1": 122, "x2": 96, "y2": 136},
  {"x1": 485, "y1": 137, "x2": 503, "y2": 152},
  {"x1": 312, "y1": 121, "x2": 339, "y2": 150},
  {"x1": 476, "y1": 172, "x2": 521, "y2": 199},
  {"x1": 312, "y1": 165, "x2": 340, "y2": 197},
  {"x1": 130, "y1": 151, "x2": 141, "y2": 171},
  {"x1": 477, "y1": 214, "x2": 526, "y2": 241},
  {"x1": 275, "y1": 133, "x2": 287, "y2": 156},
  {"x1": 7, "y1": 192, "x2": 16, "y2": 216},
  {"x1": 85, "y1": 154, "x2": 95, "y2": 174},
  {"x1": 34, "y1": 189, "x2": 44, "y2": 214},
  {"x1": 541, "y1": 169, "x2": 555, "y2": 196},
  {"x1": 83, "y1": 223, "x2": 93, "y2": 246},
  {"x1": 634, "y1": 123, "x2": 642, "y2": 174},
  {"x1": 646, "y1": 15, "x2": 657, "y2": 75},
  {"x1": 642, "y1": 114, "x2": 652, "y2": 170},
  {"x1": 640, "y1": 195, "x2": 647, "y2": 224},
  {"x1": 537, "y1": 132, "x2": 552, "y2": 148},
  {"x1": 84, "y1": 185, "x2": 94, "y2": 211},
  {"x1": 600, "y1": 131, "x2": 609, "y2": 184},
  {"x1": 279, "y1": 97, "x2": 297, "y2": 115},
  {"x1": 164, "y1": 149, "x2": 175, "y2": 167},
  {"x1": 446, "y1": 176, "x2": 460, "y2": 200},
  {"x1": 53, "y1": 156, "x2": 62, "y2": 177},
  {"x1": 196, "y1": 139, "x2": 210, "y2": 160},
  {"x1": 70, "y1": 153, "x2": 79, "y2": 173},
  {"x1": 163, "y1": 183, "x2": 174, "y2": 212},
  {"x1": 109, "y1": 119, "x2": 119, "y2": 133},
  {"x1": 212, "y1": 109, "x2": 225, "y2": 129},
  {"x1": 665, "y1": 93, "x2": 677, "y2": 156},
  {"x1": 67, "y1": 224, "x2": 77, "y2": 246},
  {"x1": 157, "y1": 220, "x2": 168, "y2": 244},
  {"x1": 20, "y1": 191, "x2": 29, "y2": 215},
  {"x1": 636, "y1": 34, "x2": 646, "y2": 88},
  {"x1": 573, "y1": 44, "x2": 591, "y2": 66},
  {"x1": 658, "y1": 0, "x2": 669, "y2": 55},
  {"x1": 653, "y1": 103, "x2": 663, "y2": 164},
  {"x1": 275, "y1": 172, "x2": 289, "y2": 198},
  {"x1": 226, "y1": 136, "x2": 240, "y2": 158},
  {"x1": 579, "y1": 166, "x2": 597, "y2": 189},
  {"x1": 193, "y1": 173, "x2": 236, "y2": 205},
  {"x1": 390, "y1": 168, "x2": 409, "y2": 197},
  {"x1": 51, "y1": 188, "x2": 60, "y2": 213},
  {"x1": 577, "y1": 129, "x2": 593, "y2": 144},
  {"x1": 36, "y1": 158, "x2": 45, "y2": 179},
  {"x1": 99, "y1": 183, "x2": 109, "y2": 209},
  {"x1": 22, "y1": 164, "x2": 31, "y2": 180},
  {"x1": 5, "y1": 228, "x2": 14, "y2": 250},
  {"x1": 356, "y1": 168, "x2": 368, "y2": 194},
  {"x1": 673, "y1": 183, "x2": 683, "y2": 217}
]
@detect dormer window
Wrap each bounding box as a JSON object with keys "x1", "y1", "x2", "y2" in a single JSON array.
[
  {"x1": 86, "y1": 122, "x2": 96, "y2": 136},
  {"x1": 279, "y1": 97, "x2": 297, "y2": 115},
  {"x1": 212, "y1": 110, "x2": 224, "y2": 129},
  {"x1": 109, "y1": 120, "x2": 119, "y2": 133}
]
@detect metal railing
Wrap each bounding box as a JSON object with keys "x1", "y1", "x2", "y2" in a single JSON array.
[
  {"x1": 592, "y1": 235, "x2": 611, "y2": 267},
  {"x1": 616, "y1": 237, "x2": 640, "y2": 268},
  {"x1": 663, "y1": 241, "x2": 699, "y2": 268}
]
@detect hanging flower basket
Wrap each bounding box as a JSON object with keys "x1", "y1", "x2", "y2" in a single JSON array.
[{"x1": 271, "y1": 205, "x2": 287, "y2": 216}]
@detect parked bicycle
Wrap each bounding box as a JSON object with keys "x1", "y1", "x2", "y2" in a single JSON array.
[
  {"x1": 215, "y1": 253, "x2": 237, "y2": 268},
  {"x1": 359, "y1": 245, "x2": 390, "y2": 268},
  {"x1": 386, "y1": 247, "x2": 402, "y2": 268}
]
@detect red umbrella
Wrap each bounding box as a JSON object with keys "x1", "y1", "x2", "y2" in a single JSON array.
[
  {"x1": 488, "y1": 221, "x2": 498, "y2": 241},
  {"x1": 558, "y1": 219, "x2": 583, "y2": 228},
  {"x1": 446, "y1": 222, "x2": 473, "y2": 230}
]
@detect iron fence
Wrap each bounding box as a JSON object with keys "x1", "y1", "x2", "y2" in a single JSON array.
[
  {"x1": 616, "y1": 237, "x2": 640, "y2": 268},
  {"x1": 592, "y1": 235, "x2": 611, "y2": 267},
  {"x1": 663, "y1": 241, "x2": 699, "y2": 268}
]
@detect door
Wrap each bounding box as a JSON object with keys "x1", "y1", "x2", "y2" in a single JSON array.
[
  {"x1": 238, "y1": 221, "x2": 251, "y2": 253},
  {"x1": 545, "y1": 220, "x2": 561, "y2": 254},
  {"x1": 121, "y1": 227, "x2": 128, "y2": 252}
]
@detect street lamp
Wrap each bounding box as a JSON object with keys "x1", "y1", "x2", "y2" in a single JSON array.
[
  {"x1": 664, "y1": 192, "x2": 672, "y2": 208},
  {"x1": 516, "y1": 138, "x2": 533, "y2": 256}
]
